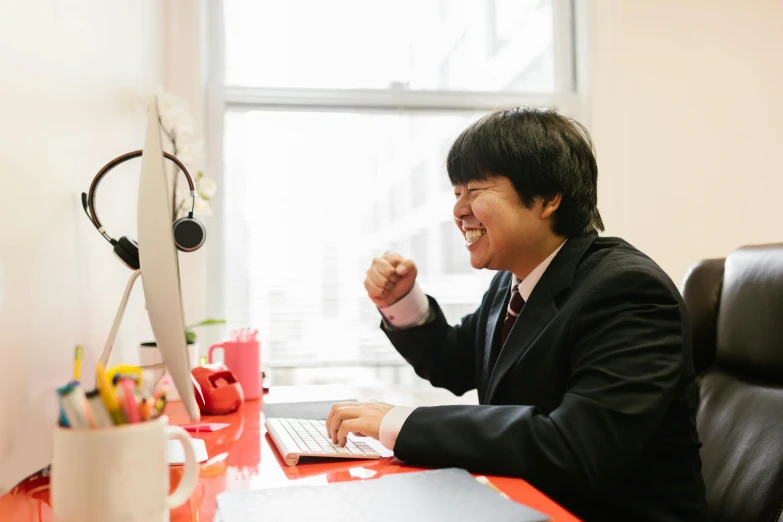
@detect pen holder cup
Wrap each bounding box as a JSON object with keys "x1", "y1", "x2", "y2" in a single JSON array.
[
  {"x1": 208, "y1": 340, "x2": 261, "y2": 400},
  {"x1": 51, "y1": 416, "x2": 199, "y2": 522}
]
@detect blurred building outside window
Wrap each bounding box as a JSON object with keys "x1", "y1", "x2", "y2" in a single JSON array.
[{"x1": 210, "y1": 0, "x2": 583, "y2": 387}]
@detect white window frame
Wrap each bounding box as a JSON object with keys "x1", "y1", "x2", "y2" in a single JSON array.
[{"x1": 203, "y1": 0, "x2": 587, "y2": 355}]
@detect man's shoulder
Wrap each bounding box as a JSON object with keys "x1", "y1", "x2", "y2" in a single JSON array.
[{"x1": 576, "y1": 236, "x2": 681, "y2": 298}]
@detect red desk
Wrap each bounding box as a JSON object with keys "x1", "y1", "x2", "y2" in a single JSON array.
[{"x1": 0, "y1": 388, "x2": 580, "y2": 522}]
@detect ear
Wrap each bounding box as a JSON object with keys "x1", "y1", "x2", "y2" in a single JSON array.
[{"x1": 540, "y1": 194, "x2": 562, "y2": 220}]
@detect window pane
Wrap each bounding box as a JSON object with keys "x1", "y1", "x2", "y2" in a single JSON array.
[
  {"x1": 224, "y1": 0, "x2": 554, "y2": 92},
  {"x1": 222, "y1": 110, "x2": 496, "y2": 372}
]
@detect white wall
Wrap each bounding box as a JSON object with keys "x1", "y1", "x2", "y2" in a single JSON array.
[
  {"x1": 163, "y1": 0, "x2": 209, "y2": 336},
  {"x1": 588, "y1": 0, "x2": 783, "y2": 285},
  {"x1": 0, "y1": 0, "x2": 166, "y2": 490}
]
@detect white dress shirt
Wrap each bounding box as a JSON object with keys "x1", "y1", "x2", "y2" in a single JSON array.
[{"x1": 376, "y1": 241, "x2": 567, "y2": 451}]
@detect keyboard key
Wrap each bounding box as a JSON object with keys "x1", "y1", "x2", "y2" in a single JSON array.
[
  {"x1": 345, "y1": 443, "x2": 363, "y2": 455},
  {"x1": 275, "y1": 418, "x2": 380, "y2": 460}
]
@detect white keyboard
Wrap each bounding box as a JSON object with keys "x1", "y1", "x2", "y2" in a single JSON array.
[{"x1": 265, "y1": 417, "x2": 382, "y2": 466}]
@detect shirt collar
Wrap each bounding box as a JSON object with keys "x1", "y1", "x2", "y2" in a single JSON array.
[{"x1": 513, "y1": 240, "x2": 567, "y2": 301}]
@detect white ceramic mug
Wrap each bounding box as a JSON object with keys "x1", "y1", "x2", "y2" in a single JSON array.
[{"x1": 51, "y1": 416, "x2": 198, "y2": 522}]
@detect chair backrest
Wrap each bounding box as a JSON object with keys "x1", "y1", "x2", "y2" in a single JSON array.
[{"x1": 682, "y1": 243, "x2": 783, "y2": 522}]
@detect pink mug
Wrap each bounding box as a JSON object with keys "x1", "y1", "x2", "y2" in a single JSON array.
[{"x1": 208, "y1": 340, "x2": 261, "y2": 400}]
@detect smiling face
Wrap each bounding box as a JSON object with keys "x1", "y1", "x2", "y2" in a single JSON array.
[{"x1": 453, "y1": 175, "x2": 564, "y2": 279}]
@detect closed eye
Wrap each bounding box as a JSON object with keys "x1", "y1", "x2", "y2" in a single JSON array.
[{"x1": 455, "y1": 187, "x2": 482, "y2": 198}]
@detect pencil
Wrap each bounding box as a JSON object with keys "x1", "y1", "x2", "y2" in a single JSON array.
[
  {"x1": 95, "y1": 362, "x2": 125, "y2": 425},
  {"x1": 73, "y1": 345, "x2": 84, "y2": 382}
]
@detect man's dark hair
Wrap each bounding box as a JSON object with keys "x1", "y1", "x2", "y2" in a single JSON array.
[{"x1": 446, "y1": 107, "x2": 604, "y2": 237}]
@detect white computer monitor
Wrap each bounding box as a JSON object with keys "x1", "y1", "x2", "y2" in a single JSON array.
[{"x1": 137, "y1": 101, "x2": 200, "y2": 422}]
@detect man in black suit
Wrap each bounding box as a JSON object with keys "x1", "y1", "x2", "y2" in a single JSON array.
[{"x1": 325, "y1": 108, "x2": 707, "y2": 521}]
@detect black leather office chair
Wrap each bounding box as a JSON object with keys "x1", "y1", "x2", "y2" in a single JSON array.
[{"x1": 682, "y1": 243, "x2": 783, "y2": 522}]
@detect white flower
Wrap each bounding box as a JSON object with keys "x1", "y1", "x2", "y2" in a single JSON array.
[
  {"x1": 176, "y1": 123, "x2": 195, "y2": 140},
  {"x1": 194, "y1": 198, "x2": 213, "y2": 217},
  {"x1": 158, "y1": 92, "x2": 195, "y2": 140},
  {"x1": 198, "y1": 178, "x2": 217, "y2": 199},
  {"x1": 126, "y1": 87, "x2": 219, "y2": 220},
  {"x1": 177, "y1": 145, "x2": 193, "y2": 167},
  {"x1": 177, "y1": 141, "x2": 205, "y2": 170}
]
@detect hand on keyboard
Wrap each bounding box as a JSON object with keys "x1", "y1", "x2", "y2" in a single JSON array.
[
  {"x1": 265, "y1": 417, "x2": 382, "y2": 465},
  {"x1": 325, "y1": 401, "x2": 394, "y2": 446},
  {"x1": 281, "y1": 419, "x2": 377, "y2": 455}
]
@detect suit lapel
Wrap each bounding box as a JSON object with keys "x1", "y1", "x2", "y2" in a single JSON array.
[
  {"x1": 484, "y1": 233, "x2": 598, "y2": 403},
  {"x1": 485, "y1": 284, "x2": 558, "y2": 403}
]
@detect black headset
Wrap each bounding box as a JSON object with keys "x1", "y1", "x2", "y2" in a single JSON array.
[{"x1": 81, "y1": 150, "x2": 207, "y2": 270}]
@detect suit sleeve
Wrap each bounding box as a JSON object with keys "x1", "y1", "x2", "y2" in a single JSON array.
[
  {"x1": 392, "y1": 268, "x2": 685, "y2": 497},
  {"x1": 381, "y1": 278, "x2": 499, "y2": 397}
]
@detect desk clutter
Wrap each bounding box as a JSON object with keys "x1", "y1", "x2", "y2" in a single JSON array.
[
  {"x1": 208, "y1": 328, "x2": 263, "y2": 400},
  {"x1": 57, "y1": 347, "x2": 168, "y2": 429},
  {"x1": 51, "y1": 350, "x2": 203, "y2": 521},
  {"x1": 193, "y1": 364, "x2": 245, "y2": 414},
  {"x1": 58, "y1": 326, "x2": 266, "y2": 428},
  {"x1": 138, "y1": 328, "x2": 265, "y2": 409},
  {"x1": 215, "y1": 468, "x2": 549, "y2": 522}
]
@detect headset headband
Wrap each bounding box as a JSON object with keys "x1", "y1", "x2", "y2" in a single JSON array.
[{"x1": 80, "y1": 150, "x2": 197, "y2": 245}]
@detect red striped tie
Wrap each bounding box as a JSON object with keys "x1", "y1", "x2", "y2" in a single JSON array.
[{"x1": 499, "y1": 284, "x2": 525, "y2": 347}]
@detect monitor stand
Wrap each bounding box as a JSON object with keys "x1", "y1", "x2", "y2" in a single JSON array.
[
  {"x1": 98, "y1": 269, "x2": 209, "y2": 464},
  {"x1": 98, "y1": 269, "x2": 142, "y2": 366}
]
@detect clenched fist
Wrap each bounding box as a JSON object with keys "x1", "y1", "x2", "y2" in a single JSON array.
[{"x1": 364, "y1": 253, "x2": 418, "y2": 308}]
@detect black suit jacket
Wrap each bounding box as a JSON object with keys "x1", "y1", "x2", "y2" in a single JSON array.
[{"x1": 383, "y1": 233, "x2": 708, "y2": 522}]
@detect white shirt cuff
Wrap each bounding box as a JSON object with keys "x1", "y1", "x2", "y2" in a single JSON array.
[
  {"x1": 379, "y1": 406, "x2": 416, "y2": 451},
  {"x1": 378, "y1": 283, "x2": 430, "y2": 328}
]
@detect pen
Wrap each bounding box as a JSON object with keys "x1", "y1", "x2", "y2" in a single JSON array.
[
  {"x1": 56, "y1": 382, "x2": 76, "y2": 428},
  {"x1": 138, "y1": 398, "x2": 153, "y2": 421},
  {"x1": 96, "y1": 362, "x2": 125, "y2": 425},
  {"x1": 72, "y1": 385, "x2": 97, "y2": 428},
  {"x1": 85, "y1": 389, "x2": 114, "y2": 428},
  {"x1": 154, "y1": 391, "x2": 167, "y2": 418},
  {"x1": 58, "y1": 408, "x2": 69, "y2": 428},
  {"x1": 58, "y1": 384, "x2": 90, "y2": 429},
  {"x1": 106, "y1": 364, "x2": 144, "y2": 389},
  {"x1": 118, "y1": 377, "x2": 140, "y2": 423},
  {"x1": 73, "y1": 345, "x2": 84, "y2": 382}
]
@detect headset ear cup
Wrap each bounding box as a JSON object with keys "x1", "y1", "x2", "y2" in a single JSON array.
[
  {"x1": 172, "y1": 217, "x2": 206, "y2": 252},
  {"x1": 114, "y1": 236, "x2": 140, "y2": 270}
]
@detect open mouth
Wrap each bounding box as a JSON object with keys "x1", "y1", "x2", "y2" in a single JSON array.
[{"x1": 465, "y1": 229, "x2": 486, "y2": 245}]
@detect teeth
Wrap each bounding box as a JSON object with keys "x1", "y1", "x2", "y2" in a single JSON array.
[{"x1": 465, "y1": 229, "x2": 486, "y2": 243}]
